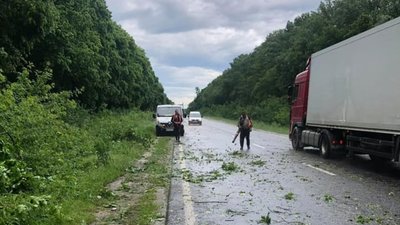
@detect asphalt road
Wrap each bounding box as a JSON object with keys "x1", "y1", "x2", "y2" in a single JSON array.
[{"x1": 166, "y1": 118, "x2": 400, "y2": 225}]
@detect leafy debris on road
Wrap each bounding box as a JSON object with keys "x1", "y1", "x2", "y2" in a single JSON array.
[
  {"x1": 229, "y1": 150, "x2": 246, "y2": 158},
  {"x1": 179, "y1": 168, "x2": 224, "y2": 183},
  {"x1": 356, "y1": 215, "x2": 374, "y2": 224},
  {"x1": 295, "y1": 175, "x2": 312, "y2": 183},
  {"x1": 222, "y1": 162, "x2": 240, "y2": 172},
  {"x1": 323, "y1": 194, "x2": 334, "y2": 203},
  {"x1": 284, "y1": 192, "x2": 295, "y2": 200},
  {"x1": 258, "y1": 213, "x2": 271, "y2": 224},
  {"x1": 226, "y1": 209, "x2": 249, "y2": 217},
  {"x1": 249, "y1": 159, "x2": 266, "y2": 167}
]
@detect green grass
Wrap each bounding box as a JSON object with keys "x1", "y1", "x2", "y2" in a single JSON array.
[
  {"x1": 126, "y1": 137, "x2": 171, "y2": 225},
  {"x1": 126, "y1": 189, "x2": 158, "y2": 225},
  {"x1": 55, "y1": 111, "x2": 172, "y2": 225},
  {"x1": 60, "y1": 140, "x2": 148, "y2": 224},
  {"x1": 207, "y1": 116, "x2": 288, "y2": 134}
]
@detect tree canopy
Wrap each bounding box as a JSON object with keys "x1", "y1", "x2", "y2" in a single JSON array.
[
  {"x1": 189, "y1": 0, "x2": 400, "y2": 125},
  {"x1": 0, "y1": 0, "x2": 170, "y2": 110}
]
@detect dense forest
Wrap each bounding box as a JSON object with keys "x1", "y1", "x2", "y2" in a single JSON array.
[
  {"x1": 0, "y1": 0, "x2": 170, "y2": 224},
  {"x1": 189, "y1": 0, "x2": 400, "y2": 126},
  {"x1": 0, "y1": 0, "x2": 170, "y2": 110}
]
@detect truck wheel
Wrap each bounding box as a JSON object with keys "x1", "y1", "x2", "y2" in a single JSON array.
[
  {"x1": 291, "y1": 127, "x2": 303, "y2": 150},
  {"x1": 320, "y1": 134, "x2": 331, "y2": 158}
]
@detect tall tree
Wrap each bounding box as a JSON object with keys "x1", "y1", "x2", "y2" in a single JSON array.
[{"x1": 189, "y1": 0, "x2": 400, "y2": 125}]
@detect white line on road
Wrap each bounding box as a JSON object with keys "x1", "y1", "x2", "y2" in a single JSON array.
[
  {"x1": 178, "y1": 144, "x2": 196, "y2": 225},
  {"x1": 303, "y1": 163, "x2": 336, "y2": 176},
  {"x1": 253, "y1": 143, "x2": 266, "y2": 149}
]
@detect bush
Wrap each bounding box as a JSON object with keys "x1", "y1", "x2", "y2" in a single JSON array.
[
  {"x1": 198, "y1": 96, "x2": 289, "y2": 126},
  {"x1": 0, "y1": 67, "x2": 157, "y2": 223}
]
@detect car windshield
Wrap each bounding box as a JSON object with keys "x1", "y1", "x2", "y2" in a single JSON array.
[
  {"x1": 190, "y1": 112, "x2": 201, "y2": 117},
  {"x1": 157, "y1": 107, "x2": 181, "y2": 116}
]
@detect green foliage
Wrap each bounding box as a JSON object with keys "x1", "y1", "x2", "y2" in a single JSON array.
[
  {"x1": 189, "y1": 0, "x2": 400, "y2": 125},
  {"x1": 95, "y1": 140, "x2": 111, "y2": 166},
  {"x1": 356, "y1": 215, "x2": 374, "y2": 224},
  {"x1": 323, "y1": 194, "x2": 334, "y2": 203},
  {"x1": 221, "y1": 162, "x2": 239, "y2": 172},
  {"x1": 0, "y1": 67, "x2": 157, "y2": 223},
  {"x1": 197, "y1": 96, "x2": 289, "y2": 126},
  {"x1": 0, "y1": 0, "x2": 170, "y2": 111},
  {"x1": 0, "y1": 195, "x2": 63, "y2": 225},
  {"x1": 259, "y1": 213, "x2": 271, "y2": 224},
  {"x1": 284, "y1": 192, "x2": 295, "y2": 200},
  {"x1": 0, "y1": 0, "x2": 168, "y2": 223}
]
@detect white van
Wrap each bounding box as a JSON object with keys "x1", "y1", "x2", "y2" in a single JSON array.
[{"x1": 153, "y1": 105, "x2": 185, "y2": 136}]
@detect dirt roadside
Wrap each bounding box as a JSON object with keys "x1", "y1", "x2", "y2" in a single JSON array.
[{"x1": 90, "y1": 139, "x2": 173, "y2": 225}]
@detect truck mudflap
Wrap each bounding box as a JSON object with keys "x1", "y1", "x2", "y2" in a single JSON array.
[{"x1": 394, "y1": 136, "x2": 400, "y2": 162}]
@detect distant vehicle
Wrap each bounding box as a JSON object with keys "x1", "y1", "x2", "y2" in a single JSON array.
[
  {"x1": 288, "y1": 16, "x2": 400, "y2": 162},
  {"x1": 188, "y1": 111, "x2": 202, "y2": 125},
  {"x1": 153, "y1": 105, "x2": 185, "y2": 136}
]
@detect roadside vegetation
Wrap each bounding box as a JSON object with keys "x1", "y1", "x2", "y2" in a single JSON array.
[
  {"x1": 207, "y1": 115, "x2": 288, "y2": 134},
  {"x1": 0, "y1": 1, "x2": 172, "y2": 224},
  {"x1": 0, "y1": 69, "x2": 165, "y2": 224},
  {"x1": 189, "y1": 0, "x2": 400, "y2": 127}
]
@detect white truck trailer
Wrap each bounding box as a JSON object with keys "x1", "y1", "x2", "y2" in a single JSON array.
[{"x1": 289, "y1": 16, "x2": 400, "y2": 161}]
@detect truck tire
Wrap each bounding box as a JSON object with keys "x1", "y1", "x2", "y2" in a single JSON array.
[
  {"x1": 291, "y1": 127, "x2": 303, "y2": 150},
  {"x1": 320, "y1": 134, "x2": 331, "y2": 158}
]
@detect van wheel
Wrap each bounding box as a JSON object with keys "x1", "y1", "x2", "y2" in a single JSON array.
[
  {"x1": 156, "y1": 127, "x2": 161, "y2": 136},
  {"x1": 291, "y1": 127, "x2": 303, "y2": 150},
  {"x1": 320, "y1": 134, "x2": 331, "y2": 158}
]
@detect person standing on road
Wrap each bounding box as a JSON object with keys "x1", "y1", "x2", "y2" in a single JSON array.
[
  {"x1": 238, "y1": 111, "x2": 252, "y2": 150},
  {"x1": 171, "y1": 109, "x2": 183, "y2": 142}
]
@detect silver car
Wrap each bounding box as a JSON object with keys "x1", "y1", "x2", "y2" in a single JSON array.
[{"x1": 188, "y1": 111, "x2": 202, "y2": 125}]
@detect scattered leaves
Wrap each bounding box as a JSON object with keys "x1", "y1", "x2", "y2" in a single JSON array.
[
  {"x1": 323, "y1": 194, "x2": 334, "y2": 203},
  {"x1": 284, "y1": 192, "x2": 295, "y2": 200},
  {"x1": 356, "y1": 215, "x2": 374, "y2": 224},
  {"x1": 258, "y1": 213, "x2": 271, "y2": 224},
  {"x1": 249, "y1": 160, "x2": 266, "y2": 167},
  {"x1": 222, "y1": 162, "x2": 239, "y2": 172}
]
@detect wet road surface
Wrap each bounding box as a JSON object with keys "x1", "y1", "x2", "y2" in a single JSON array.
[{"x1": 166, "y1": 118, "x2": 400, "y2": 225}]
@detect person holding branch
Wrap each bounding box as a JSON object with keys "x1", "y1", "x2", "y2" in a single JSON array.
[{"x1": 237, "y1": 111, "x2": 252, "y2": 150}]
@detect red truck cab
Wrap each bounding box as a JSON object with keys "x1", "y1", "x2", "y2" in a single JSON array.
[{"x1": 289, "y1": 60, "x2": 310, "y2": 143}]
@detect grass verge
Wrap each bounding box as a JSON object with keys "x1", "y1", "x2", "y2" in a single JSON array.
[
  {"x1": 31, "y1": 110, "x2": 173, "y2": 225},
  {"x1": 126, "y1": 137, "x2": 172, "y2": 225}
]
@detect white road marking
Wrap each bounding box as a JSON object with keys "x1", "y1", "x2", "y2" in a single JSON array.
[
  {"x1": 178, "y1": 144, "x2": 196, "y2": 225},
  {"x1": 303, "y1": 163, "x2": 336, "y2": 176},
  {"x1": 253, "y1": 143, "x2": 265, "y2": 149}
]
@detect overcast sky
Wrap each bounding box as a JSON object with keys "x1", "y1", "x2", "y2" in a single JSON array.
[{"x1": 105, "y1": 0, "x2": 322, "y2": 106}]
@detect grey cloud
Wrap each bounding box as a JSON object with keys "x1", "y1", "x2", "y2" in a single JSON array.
[
  {"x1": 107, "y1": 0, "x2": 321, "y2": 34},
  {"x1": 105, "y1": 0, "x2": 322, "y2": 104}
]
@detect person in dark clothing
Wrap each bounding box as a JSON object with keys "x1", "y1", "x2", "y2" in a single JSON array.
[
  {"x1": 171, "y1": 109, "x2": 183, "y2": 142},
  {"x1": 238, "y1": 112, "x2": 252, "y2": 150}
]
